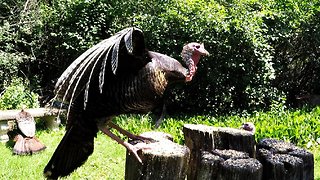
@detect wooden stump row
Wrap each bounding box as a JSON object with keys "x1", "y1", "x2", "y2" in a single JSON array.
[
  {"x1": 257, "y1": 138, "x2": 314, "y2": 180},
  {"x1": 183, "y1": 124, "x2": 257, "y2": 179},
  {"x1": 197, "y1": 150, "x2": 263, "y2": 180},
  {"x1": 125, "y1": 124, "x2": 314, "y2": 180}
]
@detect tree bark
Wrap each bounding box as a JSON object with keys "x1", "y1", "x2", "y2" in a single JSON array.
[
  {"x1": 197, "y1": 149, "x2": 262, "y2": 180},
  {"x1": 183, "y1": 124, "x2": 255, "y2": 179},
  {"x1": 212, "y1": 126, "x2": 256, "y2": 157},
  {"x1": 257, "y1": 138, "x2": 314, "y2": 180},
  {"x1": 218, "y1": 158, "x2": 263, "y2": 180},
  {"x1": 196, "y1": 151, "x2": 223, "y2": 180},
  {"x1": 125, "y1": 131, "x2": 190, "y2": 180}
]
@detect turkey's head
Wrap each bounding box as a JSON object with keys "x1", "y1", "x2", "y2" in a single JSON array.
[{"x1": 181, "y1": 42, "x2": 209, "y2": 82}]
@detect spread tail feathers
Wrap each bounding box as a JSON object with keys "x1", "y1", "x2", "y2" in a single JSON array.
[
  {"x1": 43, "y1": 124, "x2": 97, "y2": 179},
  {"x1": 13, "y1": 134, "x2": 46, "y2": 155}
]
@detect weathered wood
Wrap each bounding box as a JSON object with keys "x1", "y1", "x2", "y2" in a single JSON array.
[
  {"x1": 125, "y1": 131, "x2": 190, "y2": 180},
  {"x1": 288, "y1": 148, "x2": 314, "y2": 180},
  {"x1": 197, "y1": 151, "x2": 223, "y2": 180},
  {"x1": 0, "y1": 120, "x2": 10, "y2": 141},
  {"x1": 218, "y1": 158, "x2": 263, "y2": 180},
  {"x1": 257, "y1": 138, "x2": 314, "y2": 180},
  {"x1": 183, "y1": 124, "x2": 256, "y2": 180},
  {"x1": 212, "y1": 127, "x2": 256, "y2": 157},
  {"x1": 198, "y1": 150, "x2": 262, "y2": 180},
  {"x1": 183, "y1": 124, "x2": 215, "y2": 180},
  {"x1": 257, "y1": 148, "x2": 303, "y2": 180},
  {"x1": 211, "y1": 149, "x2": 250, "y2": 160}
]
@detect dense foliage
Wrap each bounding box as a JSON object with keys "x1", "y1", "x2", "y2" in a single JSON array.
[
  {"x1": 0, "y1": 78, "x2": 39, "y2": 110},
  {"x1": 0, "y1": 0, "x2": 319, "y2": 114}
]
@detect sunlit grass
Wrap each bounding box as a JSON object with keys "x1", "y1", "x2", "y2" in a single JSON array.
[
  {"x1": 0, "y1": 128, "x2": 126, "y2": 180},
  {"x1": 313, "y1": 148, "x2": 320, "y2": 180}
]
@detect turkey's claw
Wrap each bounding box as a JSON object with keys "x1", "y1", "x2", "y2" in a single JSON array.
[
  {"x1": 108, "y1": 121, "x2": 157, "y2": 143},
  {"x1": 99, "y1": 125, "x2": 152, "y2": 163},
  {"x1": 124, "y1": 142, "x2": 151, "y2": 163}
]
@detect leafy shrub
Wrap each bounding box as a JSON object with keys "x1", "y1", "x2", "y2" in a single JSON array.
[
  {"x1": 1, "y1": 0, "x2": 319, "y2": 114},
  {"x1": 0, "y1": 50, "x2": 25, "y2": 89},
  {"x1": 270, "y1": 8, "x2": 320, "y2": 105},
  {"x1": 124, "y1": 0, "x2": 281, "y2": 114},
  {"x1": 0, "y1": 0, "x2": 43, "y2": 92},
  {"x1": 0, "y1": 78, "x2": 39, "y2": 110},
  {"x1": 32, "y1": 0, "x2": 282, "y2": 114}
]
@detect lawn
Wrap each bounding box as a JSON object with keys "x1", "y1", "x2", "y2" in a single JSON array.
[
  {"x1": 0, "y1": 110, "x2": 319, "y2": 179},
  {"x1": 315, "y1": 148, "x2": 320, "y2": 180},
  {"x1": 0, "y1": 129, "x2": 127, "y2": 179}
]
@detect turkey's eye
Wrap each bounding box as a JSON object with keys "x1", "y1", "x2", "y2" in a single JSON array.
[{"x1": 195, "y1": 45, "x2": 200, "y2": 49}]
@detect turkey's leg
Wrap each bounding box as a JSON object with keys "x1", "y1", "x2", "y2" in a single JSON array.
[
  {"x1": 108, "y1": 121, "x2": 155, "y2": 143},
  {"x1": 98, "y1": 125, "x2": 148, "y2": 163},
  {"x1": 154, "y1": 104, "x2": 167, "y2": 128}
]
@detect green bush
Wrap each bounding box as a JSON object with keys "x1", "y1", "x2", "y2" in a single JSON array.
[
  {"x1": 0, "y1": 50, "x2": 25, "y2": 88},
  {"x1": 0, "y1": 0, "x2": 43, "y2": 91},
  {"x1": 1, "y1": 0, "x2": 319, "y2": 114},
  {"x1": 124, "y1": 0, "x2": 281, "y2": 113},
  {"x1": 271, "y1": 8, "x2": 320, "y2": 104},
  {"x1": 32, "y1": 0, "x2": 280, "y2": 114},
  {"x1": 0, "y1": 78, "x2": 39, "y2": 110}
]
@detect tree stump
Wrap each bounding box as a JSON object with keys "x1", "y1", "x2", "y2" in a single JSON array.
[
  {"x1": 125, "y1": 131, "x2": 190, "y2": 180},
  {"x1": 183, "y1": 124, "x2": 215, "y2": 180},
  {"x1": 257, "y1": 138, "x2": 314, "y2": 180},
  {"x1": 196, "y1": 151, "x2": 224, "y2": 180},
  {"x1": 212, "y1": 127, "x2": 256, "y2": 157},
  {"x1": 183, "y1": 124, "x2": 255, "y2": 179},
  {"x1": 211, "y1": 149, "x2": 250, "y2": 160},
  {"x1": 218, "y1": 158, "x2": 263, "y2": 180},
  {"x1": 197, "y1": 150, "x2": 262, "y2": 180}
]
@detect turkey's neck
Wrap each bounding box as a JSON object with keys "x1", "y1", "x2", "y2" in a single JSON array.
[{"x1": 182, "y1": 50, "x2": 197, "y2": 75}]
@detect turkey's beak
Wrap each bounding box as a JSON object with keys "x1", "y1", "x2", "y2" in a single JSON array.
[{"x1": 199, "y1": 43, "x2": 209, "y2": 56}]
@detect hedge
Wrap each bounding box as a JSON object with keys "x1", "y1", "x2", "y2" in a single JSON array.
[{"x1": 0, "y1": 0, "x2": 319, "y2": 113}]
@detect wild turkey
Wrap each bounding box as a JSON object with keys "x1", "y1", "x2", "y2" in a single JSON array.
[
  {"x1": 44, "y1": 27, "x2": 209, "y2": 179},
  {"x1": 9, "y1": 109, "x2": 46, "y2": 155}
]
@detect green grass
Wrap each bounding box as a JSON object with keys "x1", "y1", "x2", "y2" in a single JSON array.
[
  {"x1": 0, "y1": 129, "x2": 127, "y2": 179},
  {"x1": 0, "y1": 106, "x2": 319, "y2": 179},
  {"x1": 314, "y1": 148, "x2": 320, "y2": 180}
]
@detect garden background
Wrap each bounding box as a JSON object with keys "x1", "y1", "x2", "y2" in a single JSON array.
[{"x1": 0, "y1": 0, "x2": 319, "y2": 179}]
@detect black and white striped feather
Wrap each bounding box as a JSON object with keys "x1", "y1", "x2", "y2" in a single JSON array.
[{"x1": 54, "y1": 27, "x2": 146, "y2": 114}]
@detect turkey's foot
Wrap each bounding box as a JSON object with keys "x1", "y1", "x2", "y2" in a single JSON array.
[
  {"x1": 108, "y1": 121, "x2": 157, "y2": 143},
  {"x1": 124, "y1": 141, "x2": 152, "y2": 163},
  {"x1": 98, "y1": 125, "x2": 150, "y2": 163}
]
